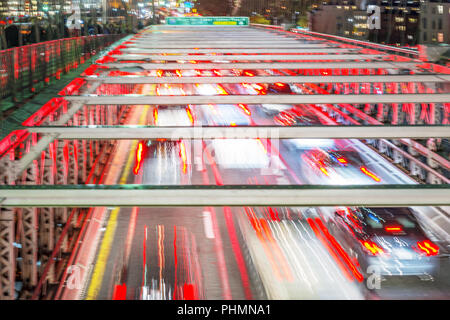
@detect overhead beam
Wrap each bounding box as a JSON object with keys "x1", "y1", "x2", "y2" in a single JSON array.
[
  {"x1": 25, "y1": 125, "x2": 450, "y2": 140},
  {"x1": 1, "y1": 185, "x2": 449, "y2": 207},
  {"x1": 85, "y1": 75, "x2": 450, "y2": 84},
  {"x1": 131, "y1": 38, "x2": 324, "y2": 44},
  {"x1": 64, "y1": 93, "x2": 450, "y2": 105},
  {"x1": 103, "y1": 61, "x2": 418, "y2": 70},
  {"x1": 111, "y1": 54, "x2": 385, "y2": 61},
  {"x1": 121, "y1": 48, "x2": 353, "y2": 54},
  {"x1": 132, "y1": 36, "x2": 303, "y2": 40},
  {"x1": 136, "y1": 32, "x2": 291, "y2": 36},
  {"x1": 125, "y1": 44, "x2": 331, "y2": 49},
  {"x1": 131, "y1": 39, "x2": 304, "y2": 43}
]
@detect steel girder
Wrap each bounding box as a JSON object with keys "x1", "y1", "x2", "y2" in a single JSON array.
[
  {"x1": 0, "y1": 186, "x2": 449, "y2": 207},
  {"x1": 0, "y1": 209, "x2": 15, "y2": 300}
]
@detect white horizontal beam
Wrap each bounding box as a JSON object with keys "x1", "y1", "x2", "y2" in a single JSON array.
[
  {"x1": 1, "y1": 186, "x2": 449, "y2": 207},
  {"x1": 134, "y1": 35, "x2": 293, "y2": 39},
  {"x1": 138, "y1": 31, "x2": 279, "y2": 34},
  {"x1": 121, "y1": 48, "x2": 345, "y2": 54},
  {"x1": 86, "y1": 75, "x2": 450, "y2": 84},
  {"x1": 112, "y1": 54, "x2": 384, "y2": 61},
  {"x1": 131, "y1": 38, "x2": 320, "y2": 43},
  {"x1": 133, "y1": 38, "x2": 301, "y2": 41},
  {"x1": 26, "y1": 126, "x2": 450, "y2": 139},
  {"x1": 126, "y1": 44, "x2": 330, "y2": 49},
  {"x1": 132, "y1": 39, "x2": 302, "y2": 43},
  {"x1": 64, "y1": 94, "x2": 450, "y2": 105},
  {"x1": 104, "y1": 61, "x2": 418, "y2": 70}
]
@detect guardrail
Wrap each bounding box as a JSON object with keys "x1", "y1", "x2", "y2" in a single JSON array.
[{"x1": 0, "y1": 34, "x2": 125, "y2": 105}]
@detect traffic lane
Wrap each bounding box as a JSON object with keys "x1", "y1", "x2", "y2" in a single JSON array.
[
  {"x1": 318, "y1": 206, "x2": 450, "y2": 300},
  {"x1": 205, "y1": 138, "x2": 450, "y2": 300},
  {"x1": 277, "y1": 139, "x2": 405, "y2": 186},
  {"x1": 203, "y1": 139, "x2": 366, "y2": 299},
  {"x1": 236, "y1": 207, "x2": 365, "y2": 299},
  {"x1": 368, "y1": 258, "x2": 450, "y2": 299},
  {"x1": 87, "y1": 139, "x2": 219, "y2": 299},
  {"x1": 91, "y1": 206, "x2": 233, "y2": 300},
  {"x1": 124, "y1": 208, "x2": 209, "y2": 300},
  {"x1": 118, "y1": 140, "x2": 250, "y2": 300},
  {"x1": 203, "y1": 139, "x2": 365, "y2": 298},
  {"x1": 141, "y1": 141, "x2": 191, "y2": 185},
  {"x1": 93, "y1": 206, "x2": 133, "y2": 299}
]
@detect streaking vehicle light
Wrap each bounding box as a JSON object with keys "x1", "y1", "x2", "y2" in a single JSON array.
[
  {"x1": 238, "y1": 104, "x2": 251, "y2": 116},
  {"x1": 360, "y1": 166, "x2": 381, "y2": 182},
  {"x1": 186, "y1": 106, "x2": 194, "y2": 125},
  {"x1": 133, "y1": 141, "x2": 145, "y2": 175},
  {"x1": 361, "y1": 240, "x2": 384, "y2": 256},
  {"x1": 416, "y1": 240, "x2": 439, "y2": 256},
  {"x1": 385, "y1": 226, "x2": 403, "y2": 232}
]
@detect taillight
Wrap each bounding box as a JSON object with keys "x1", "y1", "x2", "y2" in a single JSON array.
[
  {"x1": 238, "y1": 104, "x2": 251, "y2": 116},
  {"x1": 361, "y1": 240, "x2": 384, "y2": 256},
  {"x1": 275, "y1": 82, "x2": 286, "y2": 87},
  {"x1": 337, "y1": 157, "x2": 347, "y2": 164},
  {"x1": 133, "y1": 142, "x2": 145, "y2": 175},
  {"x1": 186, "y1": 106, "x2": 194, "y2": 125},
  {"x1": 252, "y1": 84, "x2": 264, "y2": 91},
  {"x1": 360, "y1": 166, "x2": 381, "y2": 182},
  {"x1": 385, "y1": 225, "x2": 403, "y2": 233},
  {"x1": 153, "y1": 109, "x2": 158, "y2": 124},
  {"x1": 216, "y1": 84, "x2": 228, "y2": 95},
  {"x1": 319, "y1": 167, "x2": 329, "y2": 176},
  {"x1": 416, "y1": 240, "x2": 439, "y2": 256}
]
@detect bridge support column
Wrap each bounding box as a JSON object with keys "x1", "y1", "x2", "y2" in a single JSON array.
[{"x1": 0, "y1": 209, "x2": 15, "y2": 300}]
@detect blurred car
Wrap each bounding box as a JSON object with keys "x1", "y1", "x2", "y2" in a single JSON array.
[
  {"x1": 134, "y1": 139, "x2": 192, "y2": 183},
  {"x1": 266, "y1": 82, "x2": 292, "y2": 94},
  {"x1": 274, "y1": 106, "x2": 322, "y2": 126},
  {"x1": 329, "y1": 207, "x2": 440, "y2": 281},
  {"x1": 236, "y1": 69, "x2": 259, "y2": 77},
  {"x1": 200, "y1": 104, "x2": 251, "y2": 126},
  {"x1": 154, "y1": 105, "x2": 194, "y2": 126},
  {"x1": 156, "y1": 83, "x2": 188, "y2": 96},
  {"x1": 300, "y1": 147, "x2": 382, "y2": 185}
]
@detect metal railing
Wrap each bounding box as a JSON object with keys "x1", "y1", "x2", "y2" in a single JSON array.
[{"x1": 0, "y1": 34, "x2": 126, "y2": 105}]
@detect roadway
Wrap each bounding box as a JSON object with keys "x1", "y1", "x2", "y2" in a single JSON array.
[
  {"x1": 68, "y1": 25, "x2": 450, "y2": 300},
  {"x1": 85, "y1": 85, "x2": 449, "y2": 300}
]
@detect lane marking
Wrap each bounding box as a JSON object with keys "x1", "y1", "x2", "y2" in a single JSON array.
[
  {"x1": 85, "y1": 207, "x2": 120, "y2": 300},
  {"x1": 202, "y1": 211, "x2": 215, "y2": 239},
  {"x1": 85, "y1": 105, "x2": 149, "y2": 300}
]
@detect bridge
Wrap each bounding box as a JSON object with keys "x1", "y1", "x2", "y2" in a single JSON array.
[{"x1": 0, "y1": 19, "x2": 449, "y2": 300}]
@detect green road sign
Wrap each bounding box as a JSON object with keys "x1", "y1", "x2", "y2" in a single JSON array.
[{"x1": 166, "y1": 16, "x2": 249, "y2": 26}]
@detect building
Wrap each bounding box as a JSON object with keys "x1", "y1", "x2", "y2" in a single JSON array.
[
  {"x1": 420, "y1": 0, "x2": 450, "y2": 44},
  {"x1": 310, "y1": 3, "x2": 368, "y2": 40},
  {"x1": 236, "y1": 0, "x2": 302, "y2": 24},
  {"x1": 309, "y1": 0, "x2": 449, "y2": 46},
  {"x1": 0, "y1": 0, "x2": 136, "y2": 22}
]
